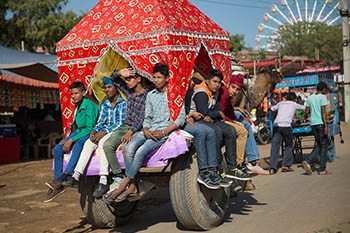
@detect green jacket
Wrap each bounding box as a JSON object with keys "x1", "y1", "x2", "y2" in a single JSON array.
[{"x1": 71, "y1": 98, "x2": 99, "y2": 142}]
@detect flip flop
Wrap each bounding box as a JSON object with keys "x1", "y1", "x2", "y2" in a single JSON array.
[
  {"x1": 115, "y1": 189, "x2": 139, "y2": 203},
  {"x1": 281, "y1": 167, "x2": 294, "y2": 172},
  {"x1": 318, "y1": 170, "x2": 332, "y2": 175}
]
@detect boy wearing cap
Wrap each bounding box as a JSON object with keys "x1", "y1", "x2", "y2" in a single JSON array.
[
  {"x1": 45, "y1": 81, "x2": 99, "y2": 202},
  {"x1": 219, "y1": 76, "x2": 248, "y2": 171},
  {"x1": 65, "y1": 68, "x2": 148, "y2": 197},
  {"x1": 70, "y1": 75, "x2": 127, "y2": 198},
  {"x1": 225, "y1": 74, "x2": 269, "y2": 175}
]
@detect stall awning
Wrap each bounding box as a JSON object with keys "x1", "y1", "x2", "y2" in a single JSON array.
[
  {"x1": 0, "y1": 45, "x2": 57, "y2": 83},
  {"x1": 0, "y1": 70, "x2": 59, "y2": 89}
]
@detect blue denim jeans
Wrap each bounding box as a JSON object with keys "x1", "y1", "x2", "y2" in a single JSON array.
[
  {"x1": 184, "y1": 122, "x2": 218, "y2": 169},
  {"x1": 306, "y1": 124, "x2": 328, "y2": 171},
  {"x1": 234, "y1": 111, "x2": 260, "y2": 162},
  {"x1": 206, "y1": 121, "x2": 237, "y2": 170},
  {"x1": 269, "y1": 126, "x2": 294, "y2": 170},
  {"x1": 53, "y1": 133, "x2": 89, "y2": 179},
  {"x1": 122, "y1": 132, "x2": 167, "y2": 179}
]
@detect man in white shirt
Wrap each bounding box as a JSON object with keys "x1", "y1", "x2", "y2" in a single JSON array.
[{"x1": 269, "y1": 92, "x2": 305, "y2": 174}]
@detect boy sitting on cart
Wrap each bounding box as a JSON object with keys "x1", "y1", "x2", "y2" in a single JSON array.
[{"x1": 104, "y1": 63, "x2": 186, "y2": 203}]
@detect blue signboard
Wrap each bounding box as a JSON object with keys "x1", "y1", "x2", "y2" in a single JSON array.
[{"x1": 275, "y1": 73, "x2": 334, "y2": 88}]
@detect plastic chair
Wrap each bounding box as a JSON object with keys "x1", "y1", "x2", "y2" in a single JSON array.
[{"x1": 37, "y1": 132, "x2": 63, "y2": 158}]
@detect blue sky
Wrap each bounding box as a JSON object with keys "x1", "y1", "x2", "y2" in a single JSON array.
[
  {"x1": 65, "y1": 0, "x2": 343, "y2": 48},
  {"x1": 66, "y1": 0, "x2": 276, "y2": 48}
]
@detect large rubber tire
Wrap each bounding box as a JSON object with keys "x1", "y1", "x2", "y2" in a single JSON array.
[
  {"x1": 79, "y1": 175, "x2": 138, "y2": 228},
  {"x1": 169, "y1": 149, "x2": 230, "y2": 230}
]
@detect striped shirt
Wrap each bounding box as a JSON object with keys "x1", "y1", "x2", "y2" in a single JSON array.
[
  {"x1": 93, "y1": 96, "x2": 127, "y2": 133},
  {"x1": 143, "y1": 88, "x2": 186, "y2": 131}
]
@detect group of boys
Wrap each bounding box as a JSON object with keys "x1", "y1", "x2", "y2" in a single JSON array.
[
  {"x1": 45, "y1": 63, "x2": 267, "y2": 203},
  {"x1": 268, "y1": 82, "x2": 331, "y2": 175}
]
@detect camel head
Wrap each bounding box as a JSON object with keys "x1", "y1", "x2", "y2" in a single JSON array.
[{"x1": 247, "y1": 66, "x2": 283, "y2": 108}]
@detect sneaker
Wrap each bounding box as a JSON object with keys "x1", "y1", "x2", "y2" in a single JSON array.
[
  {"x1": 246, "y1": 163, "x2": 270, "y2": 175},
  {"x1": 45, "y1": 180, "x2": 62, "y2": 190},
  {"x1": 197, "y1": 172, "x2": 220, "y2": 190},
  {"x1": 209, "y1": 169, "x2": 231, "y2": 188},
  {"x1": 302, "y1": 161, "x2": 312, "y2": 175},
  {"x1": 108, "y1": 175, "x2": 125, "y2": 193},
  {"x1": 226, "y1": 168, "x2": 253, "y2": 181},
  {"x1": 44, "y1": 186, "x2": 66, "y2": 203},
  {"x1": 93, "y1": 183, "x2": 109, "y2": 199},
  {"x1": 243, "y1": 180, "x2": 256, "y2": 191},
  {"x1": 62, "y1": 176, "x2": 79, "y2": 188}
]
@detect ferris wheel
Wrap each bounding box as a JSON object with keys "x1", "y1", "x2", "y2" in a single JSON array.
[{"x1": 256, "y1": 0, "x2": 342, "y2": 51}]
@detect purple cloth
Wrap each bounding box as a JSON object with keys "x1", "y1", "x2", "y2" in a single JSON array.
[{"x1": 59, "y1": 131, "x2": 189, "y2": 176}]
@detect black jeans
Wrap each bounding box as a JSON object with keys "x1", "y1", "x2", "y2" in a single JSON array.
[
  {"x1": 306, "y1": 124, "x2": 328, "y2": 172},
  {"x1": 206, "y1": 121, "x2": 237, "y2": 170},
  {"x1": 269, "y1": 126, "x2": 294, "y2": 171}
]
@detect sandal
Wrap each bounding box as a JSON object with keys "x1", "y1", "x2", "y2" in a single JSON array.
[
  {"x1": 281, "y1": 167, "x2": 294, "y2": 172},
  {"x1": 318, "y1": 170, "x2": 332, "y2": 175}
]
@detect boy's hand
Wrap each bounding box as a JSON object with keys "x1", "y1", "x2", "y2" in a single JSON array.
[
  {"x1": 89, "y1": 131, "x2": 97, "y2": 141},
  {"x1": 121, "y1": 130, "x2": 133, "y2": 143},
  {"x1": 186, "y1": 117, "x2": 195, "y2": 125},
  {"x1": 144, "y1": 128, "x2": 156, "y2": 140},
  {"x1": 63, "y1": 139, "x2": 73, "y2": 153},
  {"x1": 203, "y1": 116, "x2": 214, "y2": 123},
  {"x1": 151, "y1": 130, "x2": 164, "y2": 140},
  {"x1": 118, "y1": 68, "x2": 136, "y2": 78},
  {"x1": 190, "y1": 112, "x2": 203, "y2": 121},
  {"x1": 93, "y1": 131, "x2": 107, "y2": 144}
]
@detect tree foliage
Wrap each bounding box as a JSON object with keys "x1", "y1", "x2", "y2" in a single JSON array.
[
  {"x1": 1, "y1": 0, "x2": 82, "y2": 53},
  {"x1": 275, "y1": 22, "x2": 342, "y2": 65},
  {"x1": 229, "y1": 34, "x2": 246, "y2": 54}
]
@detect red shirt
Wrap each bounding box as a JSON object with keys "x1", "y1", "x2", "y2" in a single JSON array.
[{"x1": 219, "y1": 86, "x2": 236, "y2": 123}]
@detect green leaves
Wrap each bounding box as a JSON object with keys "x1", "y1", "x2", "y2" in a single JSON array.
[
  {"x1": 1, "y1": 0, "x2": 81, "y2": 53},
  {"x1": 275, "y1": 22, "x2": 342, "y2": 65}
]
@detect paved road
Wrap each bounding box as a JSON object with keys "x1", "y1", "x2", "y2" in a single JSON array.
[{"x1": 0, "y1": 124, "x2": 349, "y2": 233}]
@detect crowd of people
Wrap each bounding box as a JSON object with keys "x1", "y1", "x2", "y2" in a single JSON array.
[{"x1": 44, "y1": 63, "x2": 333, "y2": 203}]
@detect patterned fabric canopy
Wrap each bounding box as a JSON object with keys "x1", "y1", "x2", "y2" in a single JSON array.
[{"x1": 57, "y1": 0, "x2": 232, "y2": 134}]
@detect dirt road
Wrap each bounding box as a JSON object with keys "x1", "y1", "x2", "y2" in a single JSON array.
[{"x1": 0, "y1": 124, "x2": 349, "y2": 233}]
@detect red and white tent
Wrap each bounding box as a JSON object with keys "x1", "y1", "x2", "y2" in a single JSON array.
[{"x1": 57, "y1": 0, "x2": 232, "y2": 134}]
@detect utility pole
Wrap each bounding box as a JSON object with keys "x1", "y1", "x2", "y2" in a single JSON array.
[{"x1": 340, "y1": 0, "x2": 350, "y2": 123}]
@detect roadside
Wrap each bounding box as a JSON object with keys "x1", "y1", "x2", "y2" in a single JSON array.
[{"x1": 0, "y1": 124, "x2": 349, "y2": 233}]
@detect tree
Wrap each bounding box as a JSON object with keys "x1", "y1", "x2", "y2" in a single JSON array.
[
  {"x1": 275, "y1": 22, "x2": 342, "y2": 65},
  {"x1": 1, "y1": 0, "x2": 82, "y2": 53},
  {"x1": 229, "y1": 34, "x2": 246, "y2": 54}
]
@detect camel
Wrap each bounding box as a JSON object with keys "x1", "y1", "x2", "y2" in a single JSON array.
[{"x1": 236, "y1": 62, "x2": 303, "y2": 110}]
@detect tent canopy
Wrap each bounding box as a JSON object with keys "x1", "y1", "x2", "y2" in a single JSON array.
[
  {"x1": 56, "y1": 0, "x2": 232, "y2": 134},
  {"x1": 0, "y1": 45, "x2": 57, "y2": 83}
]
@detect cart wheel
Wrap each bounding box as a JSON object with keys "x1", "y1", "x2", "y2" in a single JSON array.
[{"x1": 293, "y1": 137, "x2": 303, "y2": 163}]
